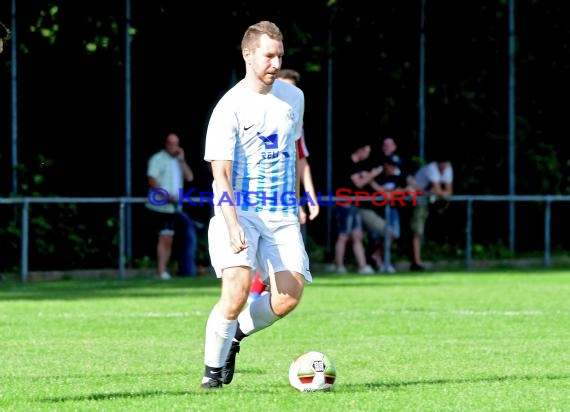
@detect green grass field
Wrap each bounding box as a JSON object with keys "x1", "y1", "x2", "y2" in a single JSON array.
[{"x1": 1, "y1": 270, "x2": 569, "y2": 411}]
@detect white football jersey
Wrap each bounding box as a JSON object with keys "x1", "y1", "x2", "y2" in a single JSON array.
[{"x1": 204, "y1": 79, "x2": 304, "y2": 219}]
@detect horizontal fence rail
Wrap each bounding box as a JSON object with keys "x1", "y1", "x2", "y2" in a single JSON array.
[{"x1": 2, "y1": 195, "x2": 570, "y2": 282}]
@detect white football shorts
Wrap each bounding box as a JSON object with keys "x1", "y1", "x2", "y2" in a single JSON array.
[{"x1": 208, "y1": 212, "x2": 312, "y2": 283}]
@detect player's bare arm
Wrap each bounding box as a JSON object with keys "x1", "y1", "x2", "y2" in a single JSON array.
[
  {"x1": 211, "y1": 160, "x2": 247, "y2": 253},
  {"x1": 295, "y1": 154, "x2": 302, "y2": 222},
  {"x1": 301, "y1": 161, "x2": 319, "y2": 220}
]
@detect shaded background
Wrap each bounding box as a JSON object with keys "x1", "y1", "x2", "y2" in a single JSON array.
[{"x1": 2, "y1": 0, "x2": 570, "y2": 271}]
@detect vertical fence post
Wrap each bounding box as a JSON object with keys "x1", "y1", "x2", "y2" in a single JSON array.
[
  {"x1": 544, "y1": 197, "x2": 551, "y2": 268},
  {"x1": 383, "y1": 203, "x2": 392, "y2": 270},
  {"x1": 325, "y1": 28, "x2": 334, "y2": 256},
  {"x1": 124, "y1": 0, "x2": 133, "y2": 269},
  {"x1": 119, "y1": 200, "x2": 126, "y2": 279},
  {"x1": 465, "y1": 199, "x2": 473, "y2": 271},
  {"x1": 418, "y1": 0, "x2": 426, "y2": 161},
  {"x1": 508, "y1": 0, "x2": 517, "y2": 255},
  {"x1": 21, "y1": 198, "x2": 29, "y2": 283},
  {"x1": 11, "y1": 0, "x2": 19, "y2": 198}
]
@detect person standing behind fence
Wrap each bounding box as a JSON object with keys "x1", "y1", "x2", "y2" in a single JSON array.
[
  {"x1": 367, "y1": 153, "x2": 411, "y2": 273},
  {"x1": 146, "y1": 132, "x2": 197, "y2": 279},
  {"x1": 357, "y1": 136, "x2": 410, "y2": 271},
  {"x1": 353, "y1": 137, "x2": 402, "y2": 267},
  {"x1": 327, "y1": 145, "x2": 375, "y2": 274},
  {"x1": 408, "y1": 155, "x2": 453, "y2": 271}
]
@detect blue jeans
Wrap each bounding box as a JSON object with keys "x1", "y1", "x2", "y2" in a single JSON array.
[
  {"x1": 369, "y1": 207, "x2": 401, "y2": 240},
  {"x1": 334, "y1": 205, "x2": 363, "y2": 234},
  {"x1": 175, "y1": 211, "x2": 197, "y2": 277}
]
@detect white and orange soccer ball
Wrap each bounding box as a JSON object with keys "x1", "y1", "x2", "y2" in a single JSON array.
[{"x1": 288, "y1": 351, "x2": 337, "y2": 392}]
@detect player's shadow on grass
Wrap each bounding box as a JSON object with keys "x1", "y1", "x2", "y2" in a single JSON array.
[
  {"x1": 0, "y1": 277, "x2": 222, "y2": 301},
  {"x1": 34, "y1": 372, "x2": 570, "y2": 403},
  {"x1": 40, "y1": 390, "x2": 187, "y2": 403},
  {"x1": 311, "y1": 273, "x2": 454, "y2": 289},
  {"x1": 36, "y1": 370, "x2": 196, "y2": 403},
  {"x1": 357, "y1": 373, "x2": 570, "y2": 391}
]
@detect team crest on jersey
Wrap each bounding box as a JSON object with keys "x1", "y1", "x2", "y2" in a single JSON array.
[
  {"x1": 258, "y1": 133, "x2": 290, "y2": 159},
  {"x1": 258, "y1": 134, "x2": 278, "y2": 149}
]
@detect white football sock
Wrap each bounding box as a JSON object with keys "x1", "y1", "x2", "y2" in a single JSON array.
[
  {"x1": 204, "y1": 305, "x2": 238, "y2": 368},
  {"x1": 237, "y1": 293, "x2": 280, "y2": 336}
]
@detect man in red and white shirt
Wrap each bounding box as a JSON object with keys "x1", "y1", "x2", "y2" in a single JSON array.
[
  {"x1": 278, "y1": 69, "x2": 319, "y2": 223},
  {"x1": 249, "y1": 68, "x2": 319, "y2": 301}
]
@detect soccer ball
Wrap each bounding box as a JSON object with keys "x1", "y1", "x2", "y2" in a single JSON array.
[{"x1": 288, "y1": 351, "x2": 337, "y2": 392}]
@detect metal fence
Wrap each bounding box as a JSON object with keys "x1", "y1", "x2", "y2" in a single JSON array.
[{"x1": 2, "y1": 194, "x2": 570, "y2": 282}]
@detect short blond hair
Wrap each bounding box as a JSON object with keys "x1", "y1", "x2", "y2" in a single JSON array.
[{"x1": 241, "y1": 21, "x2": 283, "y2": 51}]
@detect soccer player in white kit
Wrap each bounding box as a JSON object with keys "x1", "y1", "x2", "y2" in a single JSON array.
[{"x1": 200, "y1": 20, "x2": 312, "y2": 390}]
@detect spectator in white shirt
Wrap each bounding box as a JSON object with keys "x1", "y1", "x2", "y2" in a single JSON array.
[{"x1": 408, "y1": 157, "x2": 453, "y2": 271}]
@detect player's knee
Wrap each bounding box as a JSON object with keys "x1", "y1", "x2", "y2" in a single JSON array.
[
  {"x1": 271, "y1": 294, "x2": 301, "y2": 317},
  {"x1": 219, "y1": 297, "x2": 248, "y2": 319}
]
